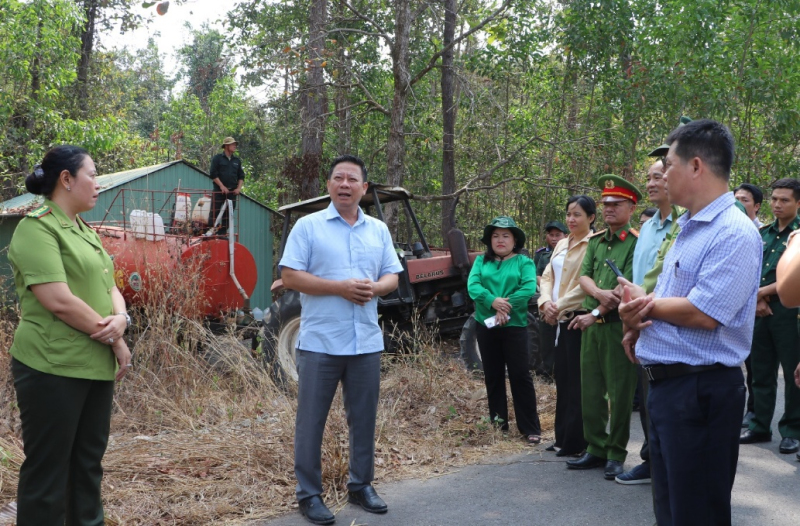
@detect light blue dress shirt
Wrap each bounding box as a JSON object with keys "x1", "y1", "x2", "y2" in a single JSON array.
[
  {"x1": 279, "y1": 202, "x2": 404, "y2": 355},
  {"x1": 632, "y1": 209, "x2": 674, "y2": 286},
  {"x1": 636, "y1": 192, "x2": 762, "y2": 367}
]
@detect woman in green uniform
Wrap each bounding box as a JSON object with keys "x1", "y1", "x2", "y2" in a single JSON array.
[
  {"x1": 468, "y1": 216, "x2": 541, "y2": 444},
  {"x1": 8, "y1": 145, "x2": 132, "y2": 525}
]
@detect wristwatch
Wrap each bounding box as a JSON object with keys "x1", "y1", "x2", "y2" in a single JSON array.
[
  {"x1": 117, "y1": 312, "x2": 131, "y2": 328},
  {"x1": 591, "y1": 308, "x2": 601, "y2": 318}
]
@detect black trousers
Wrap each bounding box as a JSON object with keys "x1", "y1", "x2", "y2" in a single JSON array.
[
  {"x1": 12, "y1": 358, "x2": 114, "y2": 526},
  {"x1": 208, "y1": 190, "x2": 238, "y2": 235},
  {"x1": 537, "y1": 321, "x2": 556, "y2": 377},
  {"x1": 744, "y1": 356, "x2": 754, "y2": 413},
  {"x1": 636, "y1": 365, "x2": 650, "y2": 462},
  {"x1": 476, "y1": 324, "x2": 541, "y2": 435},
  {"x1": 648, "y1": 366, "x2": 744, "y2": 526},
  {"x1": 553, "y1": 322, "x2": 586, "y2": 454}
]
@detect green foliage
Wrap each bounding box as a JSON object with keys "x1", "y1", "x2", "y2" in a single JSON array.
[{"x1": 2, "y1": 0, "x2": 800, "y2": 239}]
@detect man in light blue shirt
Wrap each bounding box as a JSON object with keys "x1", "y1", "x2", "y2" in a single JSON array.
[
  {"x1": 619, "y1": 119, "x2": 761, "y2": 525},
  {"x1": 280, "y1": 155, "x2": 403, "y2": 525},
  {"x1": 632, "y1": 161, "x2": 676, "y2": 287}
]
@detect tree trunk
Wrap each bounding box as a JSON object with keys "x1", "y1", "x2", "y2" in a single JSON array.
[
  {"x1": 440, "y1": 0, "x2": 457, "y2": 244},
  {"x1": 384, "y1": 0, "x2": 412, "y2": 232},
  {"x1": 333, "y1": 0, "x2": 352, "y2": 154},
  {"x1": 77, "y1": 0, "x2": 98, "y2": 116},
  {"x1": 299, "y1": 0, "x2": 327, "y2": 199},
  {"x1": 18, "y1": 13, "x2": 44, "y2": 180}
]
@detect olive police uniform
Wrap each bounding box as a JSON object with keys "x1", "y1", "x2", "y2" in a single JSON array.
[
  {"x1": 8, "y1": 200, "x2": 119, "y2": 525},
  {"x1": 208, "y1": 150, "x2": 245, "y2": 235},
  {"x1": 579, "y1": 174, "x2": 641, "y2": 463},
  {"x1": 534, "y1": 245, "x2": 554, "y2": 376},
  {"x1": 748, "y1": 216, "x2": 800, "y2": 440},
  {"x1": 579, "y1": 224, "x2": 638, "y2": 461},
  {"x1": 535, "y1": 221, "x2": 568, "y2": 378}
]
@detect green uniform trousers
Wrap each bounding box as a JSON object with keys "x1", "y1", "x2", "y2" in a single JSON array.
[
  {"x1": 12, "y1": 358, "x2": 114, "y2": 526},
  {"x1": 580, "y1": 320, "x2": 638, "y2": 462},
  {"x1": 749, "y1": 302, "x2": 800, "y2": 438}
]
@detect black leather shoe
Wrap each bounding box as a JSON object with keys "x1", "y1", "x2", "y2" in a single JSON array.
[
  {"x1": 298, "y1": 495, "x2": 335, "y2": 525},
  {"x1": 545, "y1": 444, "x2": 558, "y2": 452},
  {"x1": 348, "y1": 486, "x2": 388, "y2": 514},
  {"x1": 742, "y1": 411, "x2": 755, "y2": 428},
  {"x1": 779, "y1": 437, "x2": 800, "y2": 454},
  {"x1": 604, "y1": 460, "x2": 624, "y2": 480},
  {"x1": 740, "y1": 429, "x2": 771, "y2": 444},
  {"x1": 566, "y1": 452, "x2": 605, "y2": 470}
]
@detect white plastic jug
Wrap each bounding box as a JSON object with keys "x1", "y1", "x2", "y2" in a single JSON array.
[
  {"x1": 192, "y1": 195, "x2": 212, "y2": 224},
  {"x1": 145, "y1": 213, "x2": 165, "y2": 241},
  {"x1": 130, "y1": 210, "x2": 148, "y2": 239},
  {"x1": 175, "y1": 193, "x2": 191, "y2": 222}
]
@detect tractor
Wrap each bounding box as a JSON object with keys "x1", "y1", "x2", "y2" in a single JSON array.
[{"x1": 259, "y1": 182, "x2": 540, "y2": 384}]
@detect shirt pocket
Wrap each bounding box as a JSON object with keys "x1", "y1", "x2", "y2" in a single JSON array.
[
  {"x1": 357, "y1": 243, "x2": 385, "y2": 276},
  {"x1": 45, "y1": 320, "x2": 90, "y2": 367},
  {"x1": 671, "y1": 265, "x2": 698, "y2": 298}
]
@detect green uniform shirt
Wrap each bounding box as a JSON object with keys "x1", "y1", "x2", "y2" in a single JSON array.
[
  {"x1": 580, "y1": 224, "x2": 638, "y2": 311},
  {"x1": 210, "y1": 152, "x2": 245, "y2": 191},
  {"x1": 642, "y1": 206, "x2": 685, "y2": 294},
  {"x1": 534, "y1": 247, "x2": 552, "y2": 277},
  {"x1": 468, "y1": 254, "x2": 537, "y2": 328},
  {"x1": 8, "y1": 200, "x2": 118, "y2": 380},
  {"x1": 760, "y1": 216, "x2": 800, "y2": 287}
]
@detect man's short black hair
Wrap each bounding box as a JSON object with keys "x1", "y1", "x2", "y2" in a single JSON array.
[
  {"x1": 640, "y1": 207, "x2": 658, "y2": 220},
  {"x1": 771, "y1": 178, "x2": 800, "y2": 202},
  {"x1": 734, "y1": 183, "x2": 764, "y2": 205},
  {"x1": 666, "y1": 119, "x2": 734, "y2": 181},
  {"x1": 328, "y1": 155, "x2": 368, "y2": 182}
]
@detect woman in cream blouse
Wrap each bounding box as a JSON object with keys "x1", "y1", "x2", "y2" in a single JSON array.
[{"x1": 538, "y1": 195, "x2": 596, "y2": 456}]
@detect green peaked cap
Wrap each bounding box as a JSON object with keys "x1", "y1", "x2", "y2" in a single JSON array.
[
  {"x1": 597, "y1": 174, "x2": 643, "y2": 204},
  {"x1": 648, "y1": 115, "x2": 693, "y2": 157},
  {"x1": 481, "y1": 216, "x2": 526, "y2": 248}
]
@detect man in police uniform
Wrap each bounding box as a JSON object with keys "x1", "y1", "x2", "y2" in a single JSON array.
[
  {"x1": 740, "y1": 178, "x2": 800, "y2": 454},
  {"x1": 566, "y1": 174, "x2": 641, "y2": 481},
  {"x1": 208, "y1": 136, "x2": 245, "y2": 235},
  {"x1": 535, "y1": 220, "x2": 568, "y2": 378}
]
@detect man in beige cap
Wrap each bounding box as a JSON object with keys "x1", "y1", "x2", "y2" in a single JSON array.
[{"x1": 208, "y1": 137, "x2": 245, "y2": 235}]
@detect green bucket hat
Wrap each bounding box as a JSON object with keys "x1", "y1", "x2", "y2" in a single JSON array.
[
  {"x1": 481, "y1": 216, "x2": 526, "y2": 248},
  {"x1": 648, "y1": 116, "x2": 692, "y2": 157}
]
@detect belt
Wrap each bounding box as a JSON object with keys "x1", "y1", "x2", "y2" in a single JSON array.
[
  {"x1": 561, "y1": 310, "x2": 588, "y2": 322},
  {"x1": 642, "y1": 363, "x2": 729, "y2": 382},
  {"x1": 594, "y1": 310, "x2": 621, "y2": 324}
]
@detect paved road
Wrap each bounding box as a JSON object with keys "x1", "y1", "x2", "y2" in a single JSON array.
[{"x1": 255, "y1": 372, "x2": 800, "y2": 526}]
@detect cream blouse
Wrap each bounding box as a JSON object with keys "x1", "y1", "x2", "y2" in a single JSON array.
[{"x1": 537, "y1": 231, "x2": 592, "y2": 321}]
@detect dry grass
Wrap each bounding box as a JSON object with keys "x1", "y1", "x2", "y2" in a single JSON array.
[{"x1": 0, "y1": 294, "x2": 556, "y2": 524}]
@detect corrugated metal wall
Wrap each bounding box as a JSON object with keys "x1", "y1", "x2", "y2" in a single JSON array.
[{"x1": 0, "y1": 162, "x2": 275, "y2": 309}]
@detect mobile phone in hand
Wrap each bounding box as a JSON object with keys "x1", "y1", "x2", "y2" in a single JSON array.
[{"x1": 605, "y1": 259, "x2": 624, "y2": 279}]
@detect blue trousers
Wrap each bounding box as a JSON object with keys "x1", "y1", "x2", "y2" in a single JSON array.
[
  {"x1": 294, "y1": 350, "x2": 381, "y2": 501},
  {"x1": 648, "y1": 366, "x2": 744, "y2": 526}
]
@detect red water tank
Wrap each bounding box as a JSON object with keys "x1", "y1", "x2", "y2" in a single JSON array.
[{"x1": 94, "y1": 226, "x2": 257, "y2": 318}]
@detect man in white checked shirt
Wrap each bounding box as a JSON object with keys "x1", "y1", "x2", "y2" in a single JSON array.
[{"x1": 617, "y1": 119, "x2": 762, "y2": 526}]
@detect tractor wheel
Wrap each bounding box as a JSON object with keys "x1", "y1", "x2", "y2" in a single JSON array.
[
  {"x1": 257, "y1": 290, "x2": 302, "y2": 386},
  {"x1": 459, "y1": 310, "x2": 540, "y2": 372}
]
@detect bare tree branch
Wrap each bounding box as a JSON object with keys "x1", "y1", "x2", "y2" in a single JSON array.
[
  {"x1": 327, "y1": 27, "x2": 387, "y2": 39},
  {"x1": 352, "y1": 74, "x2": 391, "y2": 116},
  {"x1": 412, "y1": 134, "x2": 554, "y2": 202},
  {"x1": 409, "y1": 0, "x2": 512, "y2": 87},
  {"x1": 340, "y1": 0, "x2": 393, "y2": 45}
]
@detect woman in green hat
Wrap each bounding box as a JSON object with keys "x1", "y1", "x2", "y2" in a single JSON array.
[{"x1": 467, "y1": 216, "x2": 542, "y2": 443}]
